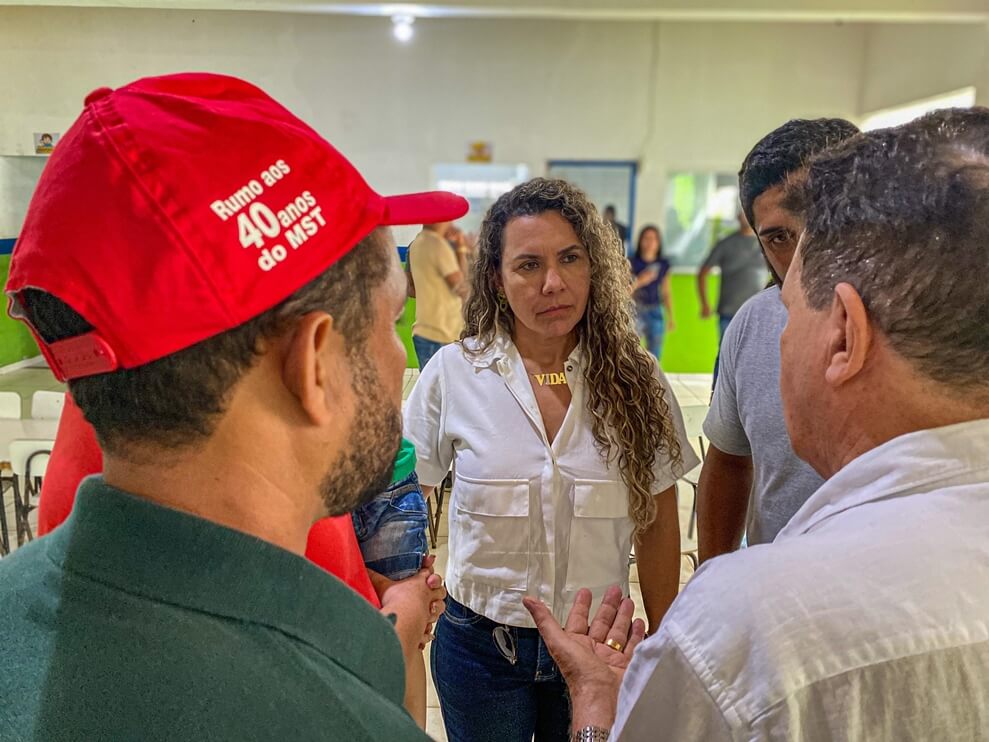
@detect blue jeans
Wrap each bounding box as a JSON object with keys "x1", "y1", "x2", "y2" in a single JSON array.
[
  {"x1": 412, "y1": 335, "x2": 445, "y2": 371},
  {"x1": 432, "y1": 598, "x2": 570, "y2": 742},
  {"x1": 635, "y1": 304, "x2": 666, "y2": 360},
  {"x1": 351, "y1": 471, "x2": 428, "y2": 581},
  {"x1": 712, "y1": 313, "x2": 734, "y2": 391}
]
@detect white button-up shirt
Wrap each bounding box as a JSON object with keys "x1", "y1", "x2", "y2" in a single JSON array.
[
  {"x1": 403, "y1": 334, "x2": 697, "y2": 627},
  {"x1": 614, "y1": 419, "x2": 989, "y2": 740}
]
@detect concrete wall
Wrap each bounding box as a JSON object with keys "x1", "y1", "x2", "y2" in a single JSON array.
[
  {"x1": 8, "y1": 6, "x2": 959, "y2": 371},
  {"x1": 859, "y1": 22, "x2": 988, "y2": 114},
  {"x1": 0, "y1": 7, "x2": 867, "y2": 230}
]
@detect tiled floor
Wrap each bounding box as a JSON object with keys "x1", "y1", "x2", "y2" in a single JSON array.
[{"x1": 0, "y1": 358, "x2": 711, "y2": 740}]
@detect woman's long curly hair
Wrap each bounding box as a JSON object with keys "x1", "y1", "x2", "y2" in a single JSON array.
[{"x1": 461, "y1": 178, "x2": 683, "y2": 535}]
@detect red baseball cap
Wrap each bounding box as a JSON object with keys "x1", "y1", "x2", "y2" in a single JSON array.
[{"x1": 5, "y1": 72, "x2": 468, "y2": 381}]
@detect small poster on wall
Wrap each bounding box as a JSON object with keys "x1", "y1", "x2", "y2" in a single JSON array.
[
  {"x1": 34, "y1": 132, "x2": 60, "y2": 155},
  {"x1": 466, "y1": 141, "x2": 493, "y2": 163}
]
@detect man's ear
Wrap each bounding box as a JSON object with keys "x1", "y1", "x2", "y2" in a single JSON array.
[
  {"x1": 281, "y1": 312, "x2": 348, "y2": 426},
  {"x1": 824, "y1": 282, "x2": 871, "y2": 388}
]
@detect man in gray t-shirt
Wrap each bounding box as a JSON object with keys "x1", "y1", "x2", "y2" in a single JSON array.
[
  {"x1": 698, "y1": 219, "x2": 767, "y2": 386},
  {"x1": 697, "y1": 118, "x2": 859, "y2": 561},
  {"x1": 699, "y1": 229, "x2": 767, "y2": 320},
  {"x1": 703, "y1": 286, "x2": 823, "y2": 544}
]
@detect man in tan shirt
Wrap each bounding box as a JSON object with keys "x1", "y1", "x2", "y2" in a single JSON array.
[{"x1": 407, "y1": 222, "x2": 468, "y2": 369}]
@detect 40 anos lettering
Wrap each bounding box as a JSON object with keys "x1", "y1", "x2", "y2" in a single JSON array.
[{"x1": 237, "y1": 192, "x2": 327, "y2": 271}]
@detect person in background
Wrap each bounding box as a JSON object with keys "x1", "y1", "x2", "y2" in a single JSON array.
[
  {"x1": 697, "y1": 210, "x2": 766, "y2": 386},
  {"x1": 445, "y1": 223, "x2": 475, "y2": 276},
  {"x1": 0, "y1": 72, "x2": 460, "y2": 740},
  {"x1": 404, "y1": 178, "x2": 697, "y2": 742},
  {"x1": 603, "y1": 204, "x2": 629, "y2": 251},
  {"x1": 629, "y1": 225, "x2": 674, "y2": 361},
  {"x1": 406, "y1": 221, "x2": 468, "y2": 369},
  {"x1": 525, "y1": 108, "x2": 989, "y2": 741},
  {"x1": 698, "y1": 118, "x2": 859, "y2": 562}
]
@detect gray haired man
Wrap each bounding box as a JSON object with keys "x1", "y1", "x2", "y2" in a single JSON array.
[{"x1": 526, "y1": 109, "x2": 989, "y2": 741}]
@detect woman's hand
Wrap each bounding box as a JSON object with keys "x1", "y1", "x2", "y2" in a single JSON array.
[{"x1": 635, "y1": 267, "x2": 660, "y2": 288}]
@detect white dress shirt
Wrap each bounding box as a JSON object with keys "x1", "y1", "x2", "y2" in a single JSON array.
[
  {"x1": 613, "y1": 419, "x2": 989, "y2": 741},
  {"x1": 403, "y1": 333, "x2": 698, "y2": 627}
]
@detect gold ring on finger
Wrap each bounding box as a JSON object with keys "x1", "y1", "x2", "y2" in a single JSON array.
[{"x1": 605, "y1": 638, "x2": 624, "y2": 653}]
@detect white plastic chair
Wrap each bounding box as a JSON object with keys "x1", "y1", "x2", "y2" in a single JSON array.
[
  {"x1": 30, "y1": 391, "x2": 65, "y2": 420},
  {"x1": 0, "y1": 392, "x2": 21, "y2": 420},
  {"x1": 6, "y1": 439, "x2": 52, "y2": 547}
]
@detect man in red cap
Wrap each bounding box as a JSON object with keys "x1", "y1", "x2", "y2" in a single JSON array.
[{"x1": 0, "y1": 72, "x2": 468, "y2": 740}]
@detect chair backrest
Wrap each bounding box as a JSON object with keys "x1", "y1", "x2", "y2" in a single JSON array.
[
  {"x1": 31, "y1": 391, "x2": 65, "y2": 420},
  {"x1": 678, "y1": 404, "x2": 709, "y2": 441},
  {"x1": 0, "y1": 391, "x2": 21, "y2": 420},
  {"x1": 8, "y1": 439, "x2": 53, "y2": 478},
  {"x1": 31, "y1": 453, "x2": 49, "y2": 479}
]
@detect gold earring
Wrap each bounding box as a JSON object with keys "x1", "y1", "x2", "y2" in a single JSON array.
[{"x1": 497, "y1": 290, "x2": 509, "y2": 313}]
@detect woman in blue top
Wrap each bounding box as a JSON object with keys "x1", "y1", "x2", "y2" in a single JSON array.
[{"x1": 629, "y1": 225, "x2": 674, "y2": 360}]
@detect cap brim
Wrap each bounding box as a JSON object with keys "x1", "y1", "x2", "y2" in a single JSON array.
[{"x1": 381, "y1": 191, "x2": 469, "y2": 226}]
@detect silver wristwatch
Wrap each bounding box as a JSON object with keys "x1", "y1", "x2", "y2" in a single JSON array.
[{"x1": 571, "y1": 726, "x2": 610, "y2": 742}]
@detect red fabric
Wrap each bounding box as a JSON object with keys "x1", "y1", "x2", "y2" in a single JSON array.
[
  {"x1": 38, "y1": 394, "x2": 380, "y2": 608},
  {"x1": 5, "y1": 73, "x2": 467, "y2": 382},
  {"x1": 305, "y1": 520, "x2": 380, "y2": 608},
  {"x1": 37, "y1": 395, "x2": 103, "y2": 536}
]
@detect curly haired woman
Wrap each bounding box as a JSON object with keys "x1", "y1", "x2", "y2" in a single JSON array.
[{"x1": 403, "y1": 178, "x2": 699, "y2": 742}]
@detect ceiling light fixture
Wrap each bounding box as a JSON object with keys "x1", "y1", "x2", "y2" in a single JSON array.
[{"x1": 392, "y1": 14, "x2": 415, "y2": 43}]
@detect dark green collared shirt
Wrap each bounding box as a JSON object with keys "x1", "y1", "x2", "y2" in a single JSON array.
[{"x1": 0, "y1": 477, "x2": 429, "y2": 741}]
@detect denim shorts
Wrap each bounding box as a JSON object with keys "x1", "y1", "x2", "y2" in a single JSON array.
[{"x1": 351, "y1": 470, "x2": 429, "y2": 581}]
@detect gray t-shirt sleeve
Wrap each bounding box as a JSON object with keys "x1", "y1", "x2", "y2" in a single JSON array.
[
  {"x1": 701, "y1": 241, "x2": 725, "y2": 271},
  {"x1": 703, "y1": 311, "x2": 752, "y2": 457}
]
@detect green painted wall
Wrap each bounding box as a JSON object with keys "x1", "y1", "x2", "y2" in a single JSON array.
[
  {"x1": 397, "y1": 273, "x2": 722, "y2": 373},
  {"x1": 397, "y1": 296, "x2": 418, "y2": 368},
  {"x1": 660, "y1": 273, "x2": 721, "y2": 374},
  {"x1": 0, "y1": 255, "x2": 39, "y2": 367}
]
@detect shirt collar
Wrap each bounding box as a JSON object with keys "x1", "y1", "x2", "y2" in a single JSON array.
[
  {"x1": 464, "y1": 331, "x2": 586, "y2": 372},
  {"x1": 777, "y1": 418, "x2": 989, "y2": 540},
  {"x1": 47, "y1": 477, "x2": 404, "y2": 701}
]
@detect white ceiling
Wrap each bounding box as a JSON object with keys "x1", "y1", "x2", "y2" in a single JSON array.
[{"x1": 5, "y1": 0, "x2": 989, "y2": 23}]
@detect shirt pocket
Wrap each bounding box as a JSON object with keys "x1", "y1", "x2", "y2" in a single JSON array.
[
  {"x1": 565, "y1": 479, "x2": 633, "y2": 593},
  {"x1": 453, "y1": 474, "x2": 530, "y2": 592}
]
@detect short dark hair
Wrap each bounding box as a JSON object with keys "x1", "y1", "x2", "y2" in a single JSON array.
[
  {"x1": 738, "y1": 118, "x2": 860, "y2": 228},
  {"x1": 797, "y1": 109, "x2": 989, "y2": 392},
  {"x1": 19, "y1": 232, "x2": 391, "y2": 457},
  {"x1": 900, "y1": 106, "x2": 989, "y2": 148}
]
